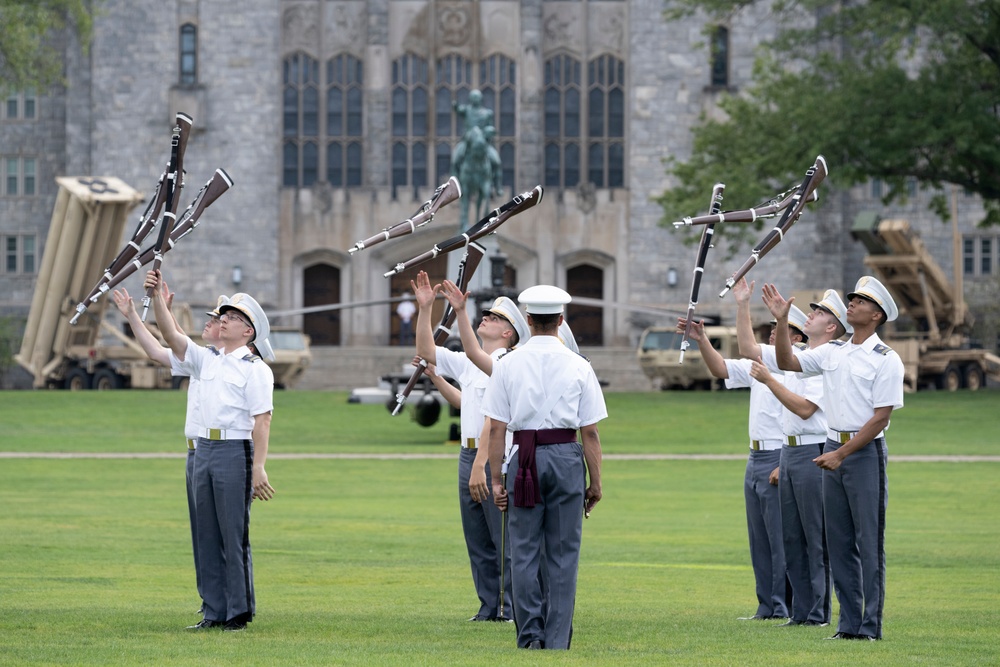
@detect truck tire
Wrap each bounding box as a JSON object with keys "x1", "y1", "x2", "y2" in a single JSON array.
[
  {"x1": 939, "y1": 364, "x2": 962, "y2": 391},
  {"x1": 64, "y1": 368, "x2": 93, "y2": 391},
  {"x1": 964, "y1": 365, "x2": 985, "y2": 392},
  {"x1": 93, "y1": 368, "x2": 123, "y2": 390},
  {"x1": 171, "y1": 376, "x2": 190, "y2": 391}
]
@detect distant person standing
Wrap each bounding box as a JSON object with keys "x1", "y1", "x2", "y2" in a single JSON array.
[
  {"x1": 397, "y1": 293, "x2": 416, "y2": 345},
  {"x1": 763, "y1": 277, "x2": 904, "y2": 641},
  {"x1": 483, "y1": 285, "x2": 606, "y2": 650}
]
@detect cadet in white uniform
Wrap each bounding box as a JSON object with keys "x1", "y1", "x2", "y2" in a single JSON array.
[
  {"x1": 413, "y1": 271, "x2": 528, "y2": 622},
  {"x1": 679, "y1": 283, "x2": 801, "y2": 621},
  {"x1": 112, "y1": 285, "x2": 229, "y2": 617},
  {"x1": 763, "y1": 277, "x2": 904, "y2": 641},
  {"x1": 483, "y1": 285, "x2": 606, "y2": 650},
  {"x1": 739, "y1": 282, "x2": 851, "y2": 627},
  {"x1": 149, "y1": 270, "x2": 276, "y2": 633}
]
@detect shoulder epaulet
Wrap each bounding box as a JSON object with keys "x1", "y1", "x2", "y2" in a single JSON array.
[
  {"x1": 207, "y1": 345, "x2": 221, "y2": 355},
  {"x1": 242, "y1": 353, "x2": 261, "y2": 362},
  {"x1": 496, "y1": 349, "x2": 512, "y2": 361},
  {"x1": 793, "y1": 342, "x2": 808, "y2": 350},
  {"x1": 828, "y1": 340, "x2": 845, "y2": 346},
  {"x1": 873, "y1": 343, "x2": 893, "y2": 356},
  {"x1": 577, "y1": 351, "x2": 591, "y2": 363}
]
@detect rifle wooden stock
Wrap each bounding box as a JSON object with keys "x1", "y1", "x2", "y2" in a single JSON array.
[
  {"x1": 70, "y1": 113, "x2": 195, "y2": 325},
  {"x1": 96, "y1": 169, "x2": 233, "y2": 297},
  {"x1": 349, "y1": 177, "x2": 461, "y2": 254},
  {"x1": 719, "y1": 156, "x2": 827, "y2": 298},
  {"x1": 679, "y1": 183, "x2": 725, "y2": 362},
  {"x1": 384, "y1": 185, "x2": 543, "y2": 278},
  {"x1": 141, "y1": 115, "x2": 191, "y2": 321},
  {"x1": 391, "y1": 242, "x2": 486, "y2": 415},
  {"x1": 672, "y1": 189, "x2": 817, "y2": 228}
]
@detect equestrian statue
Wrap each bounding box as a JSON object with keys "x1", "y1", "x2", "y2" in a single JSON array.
[{"x1": 451, "y1": 89, "x2": 503, "y2": 231}]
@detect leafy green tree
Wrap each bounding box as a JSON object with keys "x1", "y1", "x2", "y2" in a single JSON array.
[
  {"x1": 0, "y1": 0, "x2": 95, "y2": 92},
  {"x1": 658, "y1": 0, "x2": 1000, "y2": 246}
]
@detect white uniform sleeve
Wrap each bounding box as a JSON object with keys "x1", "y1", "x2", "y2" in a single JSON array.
[
  {"x1": 873, "y1": 352, "x2": 905, "y2": 410},
  {"x1": 724, "y1": 358, "x2": 753, "y2": 389},
  {"x1": 481, "y1": 357, "x2": 511, "y2": 424}
]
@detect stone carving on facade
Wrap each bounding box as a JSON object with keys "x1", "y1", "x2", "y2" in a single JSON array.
[
  {"x1": 577, "y1": 181, "x2": 597, "y2": 214},
  {"x1": 589, "y1": 6, "x2": 626, "y2": 57},
  {"x1": 438, "y1": 5, "x2": 473, "y2": 47},
  {"x1": 325, "y1": 2, "x2": 366, "y2": 55},
  {"x1": 543, "y1": 11, "x2": 577, "y2": 53},
  {"x1": 282, "y1": 3, "x2": 320, "y2": 53}
]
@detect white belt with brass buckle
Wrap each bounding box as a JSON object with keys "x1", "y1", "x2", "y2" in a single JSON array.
[
  {"x1": 203, "y1": 428, "x2": 253, "y2": 441},
  {"x1": 186, "y1": 438, "x2": 196, "y2": 450},
  {"x1": 786, "y1": 434, "x2": 827, "y2": 447},
  {"x1": 464, "y1": 438, "x2": 478, "y2": 450},
  {"x1": 750, "y1": 439, "x2": 783, "y2": 451},
  {"x1": 827, "y1": 428, "x2": 885, "y2": 445}
]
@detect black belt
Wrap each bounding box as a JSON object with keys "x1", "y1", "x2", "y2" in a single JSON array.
[{"x1": 512, "y1": 428, "x2": 577, "y2": 508}]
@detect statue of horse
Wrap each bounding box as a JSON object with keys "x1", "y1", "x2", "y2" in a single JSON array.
[{"x1": 455, "y1": 125, "x2": 500, "y2": 231}]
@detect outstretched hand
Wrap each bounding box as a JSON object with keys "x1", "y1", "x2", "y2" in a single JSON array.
[
  {"x1": 440, "y1": 279, "x2": 470, "y2": 312},
  {"x1": 676, "y1": 317, "x2": 705, "y2": 342},
  {"x1": 761, "y1": 283, "x2": 793, "y2": 321},
  {"x1": 733, "y1": 278, "x2": 755, "y2": 305},
  {"x1": 112, "y1": 288, "x2": 135, "y2": 318},
  {"x1": 411, "y1": 271, "x2": 439, "y2": 310}
]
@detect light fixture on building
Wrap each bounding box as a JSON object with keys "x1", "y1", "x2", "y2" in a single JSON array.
[
  {"x1": 490, "y1": 249, "x2": 509, "y2": 290},
  {"x1": 667, "y1": 267, "x2": 679, "y2": 288},
  {"x1": 232, "y1": 265, "x2": 242, "y2": 287}
]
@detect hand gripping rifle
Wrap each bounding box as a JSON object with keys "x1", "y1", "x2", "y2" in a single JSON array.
[
  {"x1": 719, "y1": 155, "x2": 828, "y2": 298},
  {"x1": 140, "y1": 118, "x2": 189, "y2": 321},
  {"x1": 383, "y1": 185, "x2": 543, "y2": 278},
  {"x1": 678, "y1": 183, "x2": 725, "y2": 363},
  {"x1": 91, "y1": 169, "x2": 234, "y2": 300},
  {"x1": 390, "y1": 241, "x2": 487, "y2": 416},
  {"x1": 671, "y1": 187, "x2": 817, "y2": 228},
  {"x1": 69, "y1": 112, "x2": 193, "y2": 324},
  {"x1": 348, "y1": 177, "x2": 462, "y2": 254}
]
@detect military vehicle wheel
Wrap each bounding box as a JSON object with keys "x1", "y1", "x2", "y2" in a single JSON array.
[
  {"x1": 171, "y1": 376, "x2": 190, "y2": 391},
  {"x1": 939, "y1": 364, "x2": 962, "y2": 391},
  {"x1": 64, "y1": 368, "x2": 93, "y2": 391},
  {"x1": 964, "y1": 365, "x2": 984, "y2": 392},
  {"x1": 93, "y1": 368, "x2": 123, "y2": 390}
]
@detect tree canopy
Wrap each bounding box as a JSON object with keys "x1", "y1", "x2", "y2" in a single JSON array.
[
  {"x1": 0, "y1": 0, "x2": 94, "y2": 92},
  {"x1": 658, "y1": 0, "x2": 1000, "y2": 245}
]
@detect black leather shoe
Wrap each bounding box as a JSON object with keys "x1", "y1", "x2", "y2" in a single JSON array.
[
  {"x1": 824, "y1": 631, "x2": 854, "y2": 640},
  {"x1": 778, "y1": 619, "x2": 803, "y2": 627},
  {"x1": 526, "y1": 640, "x2": 543, "y2": 649},
  {"x1": 802, "y1": 620, "x2": 830, "y2": 627},
  {"x1": 850, "y1": 634, "x2": 878, "y2": 641},
  {"x1": 186, "y1": 619, "x2": 222, "y2": 630},
  {"x1": 468, "y1": 614, "x2": 490, "y2": 622},
  {"x1": 223, "y1": 620, "x2": 247, "y2": 632},
  {"x1": 493, "y1": 616, "x2": 514, "y2": 623}
]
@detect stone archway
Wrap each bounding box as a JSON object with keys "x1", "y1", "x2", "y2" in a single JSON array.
[
  {"x1": 303, "y1": 263, "x2": 341, "y2": 346},
  {"x1": 566, "y1": 263, "x2": 603, "y2": 346}
]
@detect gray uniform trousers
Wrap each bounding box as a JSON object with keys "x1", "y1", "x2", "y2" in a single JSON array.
[
  {"x1": 780, "y1": 443, "x2": 831, "y2": 624},
  {"x1": 185, "y1": 447, "x2": 203, "y2": 605},
  {"x1": 194, "y1": 438, "x2": 256, "y2": 624},
  {"x1": 458, "y1": 448, "x2": 512, "y2": 618},
  {"x1": 823, "y1": 438, "x2": 888, "y2": 639},
  {"x1": 744, "y1": 448, "x2": 788, "y2": 618},
  {"x1": 506, "y1": 442, "x2": 585, "y2": 650}
]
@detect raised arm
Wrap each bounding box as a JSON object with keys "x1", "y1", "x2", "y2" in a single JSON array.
[
  {"x1": 424, "y1": 362, "x2": 461, "y2": 409},
  {"x1": 761, "y1": 283, "x2": 802, "y2": 372},
  {"x1": 145, "y1": 270, "x2": 188, "y2": 359},
  {"x1": 677, "y1": 317, "x2": 728, "y2": 379},
  {"x1": 749, "y1": 359, "x2": 819, "y2": 419},
  {"x1": 441, "y1": 279, "x2": 493, "y2": 375},
  {"x1": 112, "y1": 287, "x2": 171, "y2": 367},
  {"x1": 411, "y1": 271, "x2": 439, "y2": 365},
  {"x1": 734, "y1": 278, "x2": 762, "y2": 360}
]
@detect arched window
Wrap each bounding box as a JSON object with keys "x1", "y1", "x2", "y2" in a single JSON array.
[
  {"x1": 711, "y1": 26, "x2": 729, "y2": 88},
  {"x1": 391, "y1": 54, "x2": 431, "y2": 192},
  {"x1": 480, "y1": 54, "x2": 517, "y2": 193},
  {"x1": 327, "y1": 54, "x2": 364, "y2": 186},
  {"x1": 283, "y1": 53, "x2": 320, "y2": 187},
  {"x1": 544, "y1": 54, "x2": 582, "y2": 188},
  {"x1": 434, "y1": 54, "x2": 472, "y2": 184},
  {"x1": 587, "y1": 54, "x2": 625, "y2": 188},
  {"x1": 180, "y1": 24, "x2": 197, "y2": 85}
]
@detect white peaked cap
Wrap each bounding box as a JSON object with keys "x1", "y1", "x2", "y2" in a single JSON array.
[
  {"x1": 771, "y1": 304, "x2": 808, "y2": 335},
  {"x1": 483, "y1": 296, "x2": 530, "y2": 346},
  {"x1": 220, "y1": 293, "x2": 271, "y2": 350},
  {"x1": 205, "y1": 294, "x2": 230, "y2": 318},
  {"x1": 518, "y1": 285, "x2": 572, "y2": 314},
  {"x1": 810, "y1": 289, "x2": 853, "y2": 334},
  {"x1": 848, "y1": 276, "x2": 899, "y2": 322}
]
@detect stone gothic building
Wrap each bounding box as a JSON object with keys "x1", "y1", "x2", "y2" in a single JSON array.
[{"x1": 2, "y1": 0, "x2": 996, "y2": 352}]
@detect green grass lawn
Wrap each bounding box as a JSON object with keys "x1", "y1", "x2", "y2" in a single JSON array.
[{"x1": 0, "y1": 390, "x2": 998, "y2": 665}]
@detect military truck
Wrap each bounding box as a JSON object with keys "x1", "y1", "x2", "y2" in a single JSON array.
[
  {"x1": 15, "y1": 176, "x2": 311, "y2": 390},
  {"x1": 852, "y1": 213, "x2": 1000, "y2": 391},
  {"x1": 637, "y1": 325, "x2": 738, "y2": 390}
]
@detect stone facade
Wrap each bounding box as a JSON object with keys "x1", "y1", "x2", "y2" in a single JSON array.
[{"x1": 1, "y1": 0, "x2": 997, "y2": 353}]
